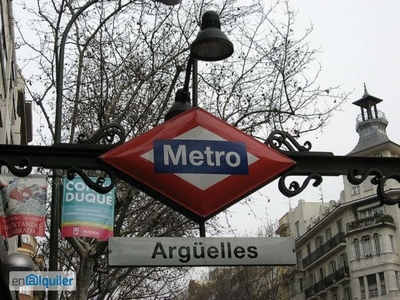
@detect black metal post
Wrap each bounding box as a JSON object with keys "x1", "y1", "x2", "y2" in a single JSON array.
[
  {"x1": 199, "y1": 221, "x2": 206, "y2": 237},
  {"x1": 192, "y1": 58, "x2": 198, "y2": 108},
  {"x1": 52, "y1": 2, "x2": 100, "y2": 299}
]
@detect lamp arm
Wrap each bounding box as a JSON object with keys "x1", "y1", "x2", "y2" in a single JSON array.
[
  {"x1": 183, "y1": 56, "x2": 193, "y2": 94},
  {"x1": 55, "y1": 0, "x2": 100, "y2": 144},
  {"x1": 182, "y1": 56, "x2": 198, "y2": 107}
]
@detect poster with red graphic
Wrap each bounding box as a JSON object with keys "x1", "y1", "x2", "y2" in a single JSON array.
[{"x1": 0, "y1": 174, "x2": 47, "y2": 237}]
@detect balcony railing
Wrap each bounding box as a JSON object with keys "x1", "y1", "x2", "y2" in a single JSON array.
[
  {"x1": 346, "y1": 214, "x2": 395, "y2": 233},
  {"x1": 336, "y1": 266, "x2": 350, "y2": 282},
  {"x1": 305, "y1": 266, "x2": 350, "y2": 300},
  {"x1": 356, "y1": 110, "x2": 385, "y2": 123},
  {"x1": 302, "y1": 232, "x2": 346, "y2": 268},
  {"x1": 305, "y1": 286, "x2": 314, "y2": 299}
]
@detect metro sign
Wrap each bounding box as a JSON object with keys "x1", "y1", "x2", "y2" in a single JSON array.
[{"x1": 100, "y1": 108, "x2": 294, "y2": 222}]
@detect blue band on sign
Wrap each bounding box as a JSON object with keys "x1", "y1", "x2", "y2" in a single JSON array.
[{"x1": 153, "y1": 140, "x2": 248, "y2": 174}]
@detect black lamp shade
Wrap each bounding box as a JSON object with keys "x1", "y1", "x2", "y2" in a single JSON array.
[
  {"x1": 165, "y1": 88, "x2": 192, "y2": 121},
  {"x1": 191, "y1": 11, "x2": 234, "y2": 61},
  {"x1": 0, "y1": 253, "x2": 35, "y2": 284},
  {"x1": 155, "y1": 0, "x2": 181, "y2": 5},
  {"x1": 165, "y1": 101, "x2": 192, "y2": 121}
]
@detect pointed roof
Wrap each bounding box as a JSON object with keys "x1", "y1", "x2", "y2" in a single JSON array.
[{"x1": 352, "y1": 83, "x2": 383, "y2": 108}]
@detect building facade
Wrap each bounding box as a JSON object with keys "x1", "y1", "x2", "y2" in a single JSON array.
[
  {"x1": 0, "y1": 1, "x2": 34, "y2": 299},
  {"x1": 277, "y1": 88, "x2": 400, "y2": 300}
]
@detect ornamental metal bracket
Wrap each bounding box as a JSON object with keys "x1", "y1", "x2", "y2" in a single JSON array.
[
  {"x1": 266, "y1": 130, "x2": 400, "y2": 207},
  {"x1": 0, "y1": 124, "x2": 126, "y2": 194}
]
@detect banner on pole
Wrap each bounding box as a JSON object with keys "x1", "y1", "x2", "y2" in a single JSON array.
[
  {"x1": 61, "y1": 177, "x2": 115, "y2": 240},
  {"x1": 0, "y1": 174, "x2": 47, "y2": 238}
]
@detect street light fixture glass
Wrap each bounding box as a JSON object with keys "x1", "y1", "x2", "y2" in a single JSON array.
[{"x1": 191, "y1": 11, "x2": 234, "y2": 61}]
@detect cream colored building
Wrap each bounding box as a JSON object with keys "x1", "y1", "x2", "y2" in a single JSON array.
[
  {"x1": 277, "y1": 89, "x2": 400, "y2": 300},
  {"x1": 0, "y1": 1, "x2": 34, "y2": 299}
]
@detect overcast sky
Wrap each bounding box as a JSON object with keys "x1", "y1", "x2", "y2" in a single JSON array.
[
  {"x1": 226, "y1": 0, "x2": 400, "y2": 236},
  {"x1": 12, "y1": 0, "x2": 400, "y2": 236}
]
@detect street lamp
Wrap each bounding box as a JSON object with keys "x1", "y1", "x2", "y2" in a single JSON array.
[
  {"x1": 0, "y1": 252, "x2": 35, "y2": 300},
  {"x1": 191, "y1": 10, "x2": 234, "y2": 62},
  {"x1": 164, "y1": 10, "x2": 233, "y2": 236},
  {"x1": 165, "y1": 10, "x2": 234, "y2": 121}
]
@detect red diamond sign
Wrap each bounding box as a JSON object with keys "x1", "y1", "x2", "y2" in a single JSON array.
[{"x1": 100, "y1": 108, "x2": 294, "y2": 221}]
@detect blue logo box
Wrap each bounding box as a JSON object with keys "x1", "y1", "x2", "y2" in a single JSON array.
[{"x1": 153, "y1": 140, "x2": 248, "y2": 174}]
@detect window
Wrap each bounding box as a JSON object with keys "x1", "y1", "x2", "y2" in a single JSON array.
[
  {"x1": 380, "y1": 272, "x2": 386, "y2": 295},
  {"x1": 394, "y1": 271, "x2": 400, "y2": 290},
  {"x1": 359, "y1": 277, "x2": 366, "y2": 299},
  {"x1": 390, "y1": 235, "x2": 395, "y2": 251},
  {"x1": 352, "y1": 185, "x2": 360, "y2": 195},
  {"x1": 359, "y1": 206, "x2": 384, "y2": 219},
  {"x1": 344, "y1": 287, "x2": 352, "y2": 300},
  {"x1": 354, "y1": 238, "x2": 361, "y2": 260},
  {"x1": 309, "y1": 273, "x2": 315, "y2": 286},
  {"x1": 337, "y1": 218, "x2": 343, "y2": 233},
  {"x1": 329, "y1": 260, "x2": 337, "y2": 275},
  {"x1": 395, "y1": 271, "x2": 400, "y2": 290},
  {"x1": 296, "y1": 250, "x2": 303, "y2": 270},
  {"x1": 295, "y1": 221, "x2": 300, "y2": 237},
  {"x1": 319, "y1": 267, "x2": 325, "y2": 281},
  {"x1": 307, "y1": 243, "x2": 311, "y2": 256},
  {"x1": 362, "y1": 236, "x2": 373, "y2": 257},
  {"x1": 315, "y1": 235, "x2": 324, "y2": 249},
  {"x1": 325, "y1": 227, "x2": 332, "y2": 241},
  {"x1": 367, "y1": 274, "x2": 378, "y2": 297},
  {"x1": 373, "y1": 233, "x2": 381, "y2": 256},
  {"x1": 339, "y1": 253, "x2": 348, "y2": 268}
]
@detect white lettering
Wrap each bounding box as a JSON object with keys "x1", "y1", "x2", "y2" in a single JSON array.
[
  {"x1": 204, "y1": 147, "x2": 215, "y2": 166},
  {"x1": 214, "y1": 150, "x2": 225, "y2": 166},
  {"x1": 189, "y1": 150, "x2": 203, "y2": 166},
  {"x1": 74, "y1": 182, "x2": 87, "y2": 191},
  {"x1": 164, "y1": 145, "x2": 187, "y2": 165},
  {"x1": 162, "y1": 145, "x2": 241, "y2": 167},
  {"x1": 226, "y1": 152, "x2": 241, "y2": 167},
  {"x1": 64, "y1": 193, "x2": 113, "y2": 205}
]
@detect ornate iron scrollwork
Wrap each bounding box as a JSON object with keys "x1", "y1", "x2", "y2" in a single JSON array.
[
  {"x1": 267, "y1": 130, "x2": 320, "y2": 198},
  {"x1": 0, "y1": 125, "x2": 124, "y2": 194},
  {"x1": 377, "y1": 173, "x2": 400, "y2": 207},
  {"x1": 348, "y1": 168, "x2": 400, "y2": 207},
  {"x1": 66, "y1": 166, "x2": 116, "y2": 194},
  {"x1": 278, "y1": 173, "x2": 323, "y2": 198},
  {"x1": 266, "y1": 130, "x2": 312, "y2": 152},
  {"x1": 266, "y1": 130, "x2": 400, "y2": 205},
  {"x1": 0, "y1": 157, "x2": 32, "y2": 177},
  {"x1": 347, "y1": 168, "x2": 383, "y2": 186},
  {"x1": 77, "y1": 124, "x2": 126, "y2": 145}
]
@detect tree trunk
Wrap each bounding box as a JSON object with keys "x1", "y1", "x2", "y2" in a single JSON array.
[{"x1": 74, "y1": 252, "x2": 94, "y2": 300}]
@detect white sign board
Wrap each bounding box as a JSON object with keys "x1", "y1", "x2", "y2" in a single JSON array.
[{"x1": 108, "y1": 237, "x2": 296, "y2": 267}]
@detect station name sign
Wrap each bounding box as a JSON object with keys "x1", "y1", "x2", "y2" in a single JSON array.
[{"x1": 108, "y1": 237, "x2": 295, "y2": 267}]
